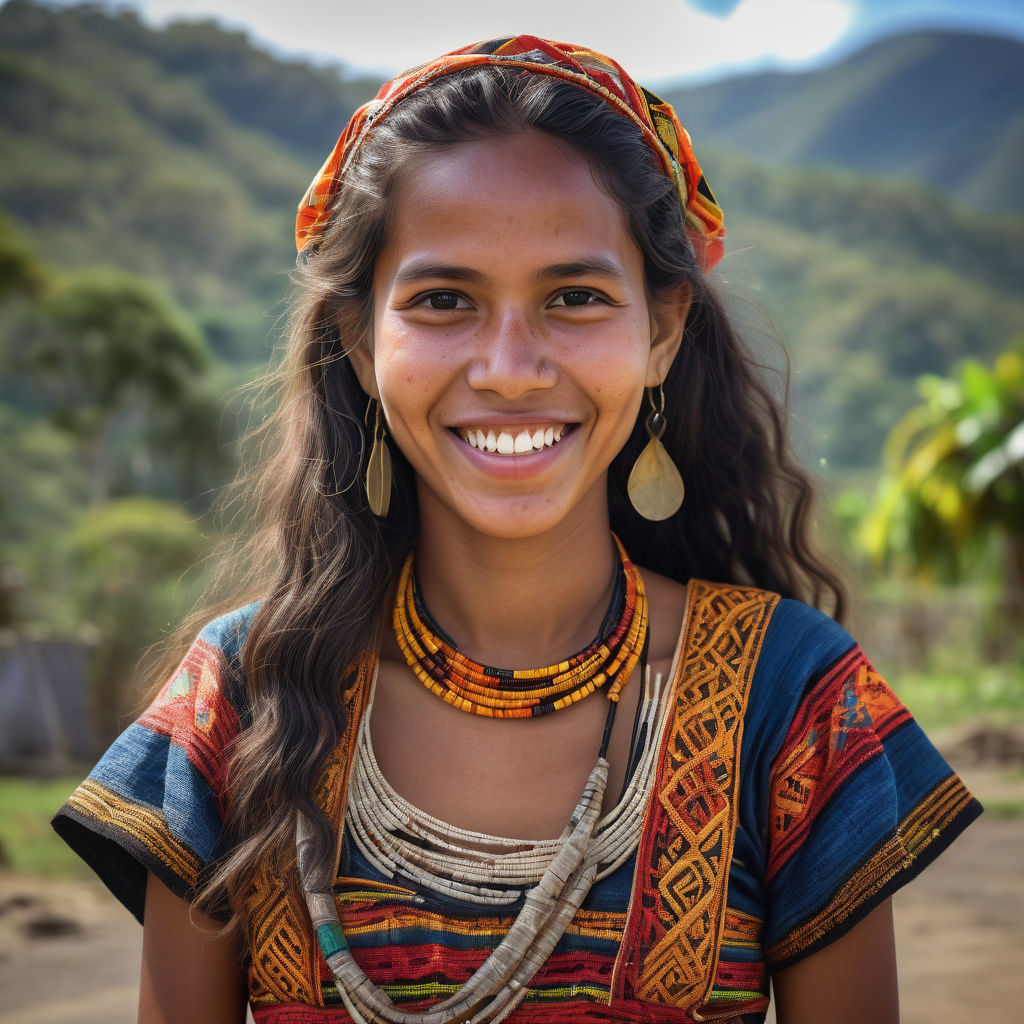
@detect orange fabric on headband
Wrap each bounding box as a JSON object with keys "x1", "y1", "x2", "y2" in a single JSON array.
[{"x1": 295, "y1": 35, "x2": 725, "y2": 270}]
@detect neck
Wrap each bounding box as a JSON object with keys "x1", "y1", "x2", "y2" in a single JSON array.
[{"x1": 413, "y1": 511, "x2": 619, "y2": 669}]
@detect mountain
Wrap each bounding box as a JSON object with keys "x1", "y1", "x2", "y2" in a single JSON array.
[
  {"x1": 1, "y1": 0, "x2": 1022, "y2": 472},
  {"x1": 0, "y1": 0, "x2": 378, "y2": 358},
  {"x1": 662, "y1": 30, "x2": 1024, "y2": 216}
]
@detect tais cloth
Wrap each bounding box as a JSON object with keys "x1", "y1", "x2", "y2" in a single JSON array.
[
  {"x1": 53, "y1": 583, "x2": 980, "y2": 1022},
  {"x1": 295, "y1": 35, "x2": 726, "y2": 272}
]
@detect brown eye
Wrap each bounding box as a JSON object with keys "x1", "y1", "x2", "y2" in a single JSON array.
[
  {"x1": 552, "y1": 290, "x2": 599, "y2": 307},
  {"x1": 427, "y1": 292, "x2": 462, "y2": 310}
]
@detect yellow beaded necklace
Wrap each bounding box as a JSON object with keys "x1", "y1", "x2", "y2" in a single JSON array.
[{"x1": 392, "y1": 536, "x2": 648, "y2": 718}]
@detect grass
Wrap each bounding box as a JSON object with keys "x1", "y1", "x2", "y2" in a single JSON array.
[
  {"x1": 891, "y1": 662, "x2": 1024, "y2": 733},
  {"x1": 981, "y1": 797, "x2": 1024, "y2": 818},
  {"x1": 0, "y1": 775, "x2": 92, "y2": 878}
]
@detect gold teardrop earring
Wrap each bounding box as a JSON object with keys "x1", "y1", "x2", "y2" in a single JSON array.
[
  {"x1": 627, "y1": 384, "x2": 685, "y2": 521},
  {"x1": 365, "y1": 399, "x2": 392, "y2": 518}
]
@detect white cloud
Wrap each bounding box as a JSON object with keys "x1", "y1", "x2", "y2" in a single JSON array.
[{"x1": 136, "y1": 0, "x2": 855, "y2": 82}]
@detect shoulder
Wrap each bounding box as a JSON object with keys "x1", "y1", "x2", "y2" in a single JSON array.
[
  {"x1": 139, "y1": 601, "x2": 262, "y2": 737},
  {"x1": 195, "y1": 600, "x2": 261, "y2": 666},
  {"x1": 679, "y1": 585, "x2": 862, "y2": 763},
  {"x1": 746, "y1": 595, "x2": 859, "y2": 734},
  {"x1": 757, "y1": 597, "x2": 855, "y2": 694}
]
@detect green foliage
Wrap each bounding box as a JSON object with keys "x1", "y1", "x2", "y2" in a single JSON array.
[
  {"x1": 33, "y1": 269, "x2": 209, "y2": 408},
  {"x1": 861, "y1": 348, "x2": 1024, "y2": 659},
  {"x1": 68, "y1": 497, "x2": 208, "y2": 731},
  {"x1": 0, "y1": 211, "x2": 45, "y2": 300},
  {"x1": 0, "y1": 403, "x2": 85, "y2": 630},
  {"x1": 863, "y1": 348, "x2": 1024, "y2": 579},
  {"x1": 0, "y1": 0, "x2": 374, "y2": 328},
  {"x1": 894, "y1": 663, "x2": 1024, "y2": 732},
  {"x1": 703, "y1": 149, "x2": 1024, "y2": 468},
  {"x1": 0, "y1": 775, "x2": 91, "y2": 878},
  {"x1": 13, "y1": 267, "x2": 213, "y2": 504}
]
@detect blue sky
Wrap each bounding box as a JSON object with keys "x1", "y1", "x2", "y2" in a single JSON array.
[{"x1": 33, "y1": 0, "x2": 1024, "y2": 82}]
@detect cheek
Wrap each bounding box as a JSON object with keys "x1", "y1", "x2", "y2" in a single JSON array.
[
  {"x1": 572, "y1": 328, "x2": 650, "y2": 400},
  {"x1": 373, "y1": 326, "x2": 460, "y2": 436}
]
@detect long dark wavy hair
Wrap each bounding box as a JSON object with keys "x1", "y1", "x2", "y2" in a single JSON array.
[{"x1": 196, "y1": 65, "x2": 846, "y2": 934}]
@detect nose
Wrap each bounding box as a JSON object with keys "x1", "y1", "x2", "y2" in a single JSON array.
[{"x1": 465, "y1": 307, "x2": 557, "y2": 398}]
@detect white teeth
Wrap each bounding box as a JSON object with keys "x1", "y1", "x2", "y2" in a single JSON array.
[{"x1": 462, "y1": 426, "x2": 569, "y2": 454}]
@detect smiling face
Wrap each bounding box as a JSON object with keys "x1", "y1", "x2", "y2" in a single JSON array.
[{"x1": 349, "y1": 129, "x2": 689, "y2": 543}]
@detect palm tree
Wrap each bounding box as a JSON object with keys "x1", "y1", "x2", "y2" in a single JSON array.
[{"x1": 862, "y1": 346, "x2": 1024, "y2": 651}]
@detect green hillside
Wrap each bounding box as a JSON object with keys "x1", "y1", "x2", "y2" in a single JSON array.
[
  {"x1": 663, "y1": 30, "x2": 1024, "y2": 216},
  {"x1": 0, "y1": 0, "x2": 377, "y2": 358},
  {"x1": 1, "y1": 0, "x2": 1022, "y2": 472}
]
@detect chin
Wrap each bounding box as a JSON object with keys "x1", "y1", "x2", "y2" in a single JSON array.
[{"x1": 431, "y1": 487, "x2": 606, "y2": 543}]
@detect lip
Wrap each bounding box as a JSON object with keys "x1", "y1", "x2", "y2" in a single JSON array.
[{"x1": 446, "y1": 423, "x2": 578, "y2": 479}]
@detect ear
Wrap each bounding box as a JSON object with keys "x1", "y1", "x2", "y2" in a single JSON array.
[
  {"x1": 346, "y1": 332, "x2": 380, "y2": 400},
  {"x1": 645, "y1": 282, "x2": 692, "y2": 388}
]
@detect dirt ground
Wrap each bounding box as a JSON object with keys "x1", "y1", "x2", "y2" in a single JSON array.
[{"x1": 0, "y1": 762, "x2": 1020, "y2": 1024}]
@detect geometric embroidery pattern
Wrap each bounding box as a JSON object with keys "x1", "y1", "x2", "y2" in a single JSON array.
[
  {"x1": 247, "y1": 654, "x2": 375, "y2": 1007},
  {"x1": 766, "y1": 648, "x2": 910, "y2": 883},
  {"x1": 615, "y1": 581, "x2": 777, "y2": 1010},
  {"x1": 138, "y1": 637, "x2": 241, "y2": 817}
]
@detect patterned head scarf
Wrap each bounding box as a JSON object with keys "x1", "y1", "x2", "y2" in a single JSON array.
[{"x1": 296, "y1": 35, "x2": 725, "y2": 271}]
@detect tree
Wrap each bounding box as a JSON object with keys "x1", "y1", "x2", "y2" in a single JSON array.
[
  {"x1": 20, "y1": 268, "x2": 212, "y2": 503},
  {"x1": 862, "y1": 347, "x2": 1024, "y2": 652},
  {"x1": 68, "y1": 497, "x2": 207, "y2": 735},
  {"x1": 0, "y1": 213, "x2": 46, "y2": 302}
]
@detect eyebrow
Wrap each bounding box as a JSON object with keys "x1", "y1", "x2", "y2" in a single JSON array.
[
  {"x1": 531, "y1": 259, "x2": 628, "y2": 285},
  {"x1": 392, "y1": 256, "x2": 629, "y2": 287},
  {"x1": 393, "y1": 261, "x2": 484, "y2": 286}
]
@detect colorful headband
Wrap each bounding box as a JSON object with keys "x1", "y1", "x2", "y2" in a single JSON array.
[{"x1": 296, "y1": 35, "x2": 725, "y2": 271}]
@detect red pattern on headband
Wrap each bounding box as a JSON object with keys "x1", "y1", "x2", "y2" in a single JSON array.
[{"x1": 295, "y1": 36, "x2": 726, "y2": 271}]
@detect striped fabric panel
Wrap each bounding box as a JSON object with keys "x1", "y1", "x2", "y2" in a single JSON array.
[
  {"x1": 763, "y1": 645, "x2": 982, "y2": 966},
  {"x1": 63, "y1": 776, "x2": 203, "y2": 883},
  {"x1": 52, "y1": 625, "x2": 245, "y2": 917},
  {"x1": 704, "y1": 910, "x2": 769, "y2": 1017},
  {"x1": 767, "y1": 773, "x2": 979, "y2": 966},
  {"x1": 249, "y1": 867, "x2": 772, "y2": 1021},
  {"x1": 766, "y1": 646, "x2": 912, "y2": 883}
]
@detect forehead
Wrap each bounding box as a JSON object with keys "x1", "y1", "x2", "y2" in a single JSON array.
[{"x1": 377, "y1": 130, "x2": 638, "y2": 275}]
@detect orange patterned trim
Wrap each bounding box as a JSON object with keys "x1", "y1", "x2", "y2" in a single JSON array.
[
  {"x1": 66, "y1": 778, "x2": 202, "y2": 882},
  {"x1": 247, "y1": 655, "x2": 374, "y2": 1007},
  {"x1": 613, "y1": 580, "x2": 778, "y2": 1011}
]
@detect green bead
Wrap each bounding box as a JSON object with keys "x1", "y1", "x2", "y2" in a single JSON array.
[{"x1": 316, "y1": 921, "x2": 349, "y2": 958}]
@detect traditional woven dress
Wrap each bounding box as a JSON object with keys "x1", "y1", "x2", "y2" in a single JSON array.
[{"x1": 54, "y1": 581, "x2": 980, "y2": 1022}]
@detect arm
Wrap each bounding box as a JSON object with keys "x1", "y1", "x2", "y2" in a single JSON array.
[
  {"x1": 138, "y1": 871, "x2": 248, "y2": 1024},
  {"x1": 772, "y1": 898, "x2": 899, "y2": 1024}
]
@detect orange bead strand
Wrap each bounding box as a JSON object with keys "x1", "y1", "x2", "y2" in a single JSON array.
[{"x1": 393, "y1": 537, "x2": 647, "y2": 718}]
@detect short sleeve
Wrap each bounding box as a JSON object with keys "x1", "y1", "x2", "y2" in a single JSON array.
[
  {"x1": 51, "y1": 605, "x2": 256, "y2": 923},
  {"x1": 756, "y1": 612, "x2": 982, "y2": 968}
]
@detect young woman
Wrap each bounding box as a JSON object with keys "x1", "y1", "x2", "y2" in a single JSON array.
[{"x1": 54, "y1": 36, "x2": 980, "y2": 1024}]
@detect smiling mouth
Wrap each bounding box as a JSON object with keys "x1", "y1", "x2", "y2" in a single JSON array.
[{"x1": 457, "y1": 425, "x2": 570, "y2": 455}]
